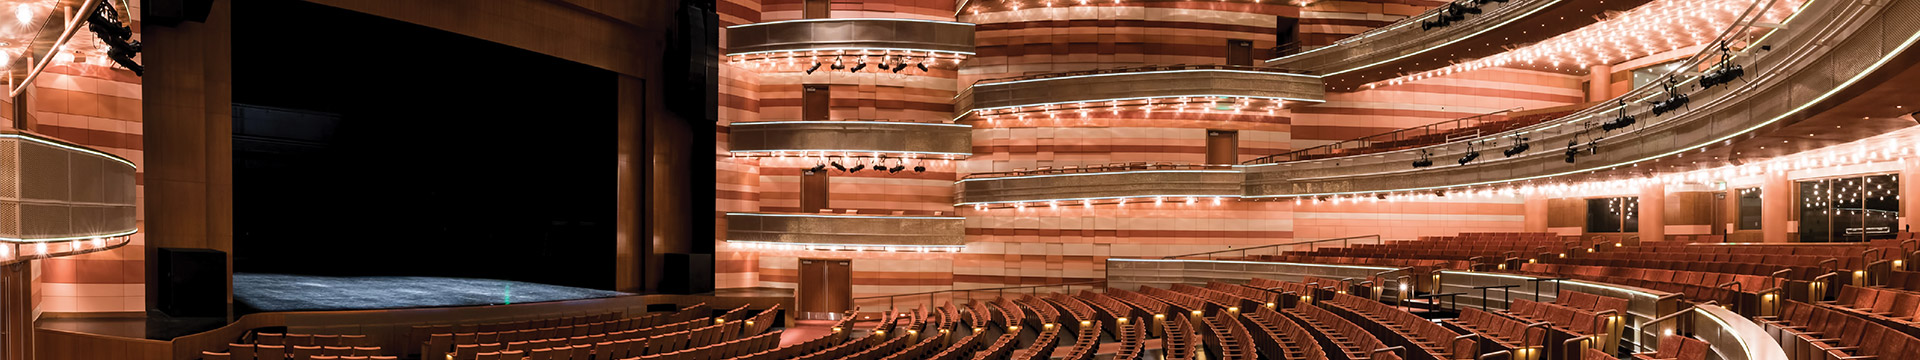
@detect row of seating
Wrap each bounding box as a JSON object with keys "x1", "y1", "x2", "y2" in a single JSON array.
[
  {"x1": 1203, "y1": 313, "x2": 1255, "y2": 360},
  {"x1": 1113, "y1": 319, "x2": 1148, "y2": 360},
  {"x1": 1324, "y1": 293, "x2": 1475, "y2": 360},
  {"x1": 792, "y1": 310, "x2": 898, "y2": 360},
  {"x1": 994, "y1": 297, "x2": 1028, "y2": 329},
  {"x1": 201, "y1": 347, "x2": 390, "y2": 360},
  {"x1": 1140, "y1": 285, "x2": 1212, "y2": 315},
  {"x1": 1016, "y1": 295, "x2": 1065, "y2": 326},
  {"x1": 1206, "y1": 282, "x2": 1281, "y2": 306},
  {"x1": 621, "y1": 329, "x2": 780, "y2": 360},
  {"x1": 1873, "y1": 270, "x2": 1920, "y2": 293},
  {"x1": 1247, "y1": 306, "x2": 1327, "y2": 360},
  {"x1": 1173, "y1": 283, "x2": 1259, "y2": 312},
  {"x1": 1547, "y1": 257, "x2": 1826, "y2": 282},
  {"x1": 1756, "y1": 300, "x2": 1920, "y2": 360},
  {"x1": 1077, "y1": 290, "x2": 1150, "y2": 338},
  {"x1": 1285, "y1": 300, "x2": 1393, "y2": 360},
  {"x1": 972, "y1": 333, "x2": 1019, "y2": 360},
  {"x1": 1441, "y1": 308, "x2": 1548, "y2": 358},
  {"x1": 1008, "y1": 319, "x2": 1062, "y2": 360},
  {"x1": 412, "y1": 311, "x2": 641, "y2": 358},
  {"x1": 1516, "y1": 263, "x2": 1777, "y2": 306},
  {"x1": 1629, "y1": 335, "x2": 1710, "y2": 360},
  {"x1": 424, "y1": 304, "x2": 708, "y2": 360},
  {"x1": 1058, "y1": 320, "x2": 1102, "y2": 360},
  {"x1": 443, "y1": 316, "x2": 711, "y2": 360},
  {"x1": 1162, "y1": 313, "x2": 1201, "y2": 360},
  {"x1": 1502, "y1": 299, "x2": 1608, "y2": 336},
  {"x1": 1823, "y1": 285, "x2": 1920, "y2": 334},
  {"x1": 923, "y1": 331, "x2": 985, "y2": 360},
  {"x1": 734, "y1": 309, "x2": 858, "y2": 360},
  {"x1": 253, "y1": 334, "x2": 372, "y2": 347}
]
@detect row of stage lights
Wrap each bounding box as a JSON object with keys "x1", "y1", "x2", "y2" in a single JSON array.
[
  {"x1": 726, "y1": 240, "x2": 964, "y2": 253},
  {"x1": 0, "y1": 235, "x2": 130, "y2": 262},
  {"x1": 727, "y1": 50, "x2": 966, "y2": 75},
  {"x1": 968, "y1": 96, "x2": 1292, "y2": 122}
]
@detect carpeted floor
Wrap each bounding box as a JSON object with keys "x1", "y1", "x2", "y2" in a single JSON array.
[{"x1": 234, "y1": 273, "x2": 630, "y2": 313}]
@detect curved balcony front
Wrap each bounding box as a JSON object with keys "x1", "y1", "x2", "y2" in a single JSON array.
[
  {"x1": 1264, "y1": 0, "x2": 1652, "y2": 89},
  {"x1": 724, "y1": 212, "x2": 965, "y2": 250},
  {"x1": 728, "y1": 121, "x2": 974, "y2": 159},
  {"x1": 0, "y1": 130, "x2": 138, "y2": 264},
  {"x1": 955, "y1": 166, "x2": 1243, "y2": 206},
  {"x1": 724, "y1": 18, "x2": 976, "y2": 58},
  {"x1": 1243, "y1": 0, "x2": 1920, "y2": 197},
  {"x1": 953, "y1": 65, "x2": 1326, "y2": 121}
]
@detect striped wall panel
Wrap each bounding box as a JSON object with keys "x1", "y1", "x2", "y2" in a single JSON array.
[
  {"x1": 1297, "y1": 0, "x2": 1446, "y2": 47},
  {"x1": 959, "y1": 5, "x2": 1293, "y2": 84},
  {"x1": 761, "y1": 0, "x2": 956, "y2": 22},
  {"x1": 756, "y1": 163, "x2": 960, "y2": 214},
  {"x1": 720, "y1": 0, "x2": 763, "y2": 26},
  {"x1": 31, "y1": 64, "x2": 146, "y2": 313},
  {"x1": 751, "y1": 251, "x2": 958, "y2": 310},
  {"x1": 964, "y1": 118, "x2": 1290, "y2": 174},
  {"x1": 1291, "y1": 196, "x2": 1527, "y2": 240},
  {"x1": 956, "y1": 201, "x2": 1295, "y2": 288},
  {"x1": 1289, "y1": 68, "x2": 1585, "y2": 148},
  {"x1": 757, "y1": 72, "x2": 959, "y2": 123},
  {"x1": 718, "y1": 0, "x2": 764, "y2": 289}
]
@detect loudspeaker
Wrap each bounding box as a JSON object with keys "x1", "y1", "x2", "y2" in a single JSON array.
[
  {"x1": 144, "y1": 0, "x2": 216, "y2": 26},
  {"x1": 156, "y1": 247, "x2": 227, "y2": 317},
  {"x1": 660, "y1": 253, "x2": 713, "y2": 294}
]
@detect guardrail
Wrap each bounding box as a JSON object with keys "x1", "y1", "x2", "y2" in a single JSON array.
[
  {"x1": 1245, "y1": 108, "x2": 1522, "y2": 164},
  {"x1": 1162, "y1": 235, "x2": 1384, "y2": 260},
  {"x1": 852, "y1": 280, "x2": 1106, "y2": 312},
  {"x1": 962, "y1": 163, "x2": 1232, "y2": 180}
]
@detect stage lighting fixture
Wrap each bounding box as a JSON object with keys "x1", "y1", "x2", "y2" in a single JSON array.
[
  {"x1": 806, "y1": 61, "x2": 823, "y2": 74},
  {"x1": 1564, "y1": 141, "x2": 1578, "y2": 163},
  {"x1": 1412, "y1": 150, "x2": 1433, "y2": 168},
  {"x1": 1503, "y1": 137, "x2": 1529, "y2": 157},
  {"x1": 890, "y1": 164, "x2": 907, "y2": 173},
  {"x1": 1456, "y1": 142, "x2": 1481, "y2": 165},
  {"x1": 850, "y1": 57, "x2": 868, "y2": 72},
  {"x1": 809, "y1": 164, "x2": 828, "y2": 173},
  {"x1": 831, "y1": 161, "x2": 847, "y2": 172},
  {"x1": 1433, "y1": 190, "x2": 1447, "y2": 197},
  {"x1": 1649, "y1": 79, "x2": 1689, "y2": 116},
  {"x1": 891, "y1": 57, "x2": 907, "y2": 73},
  {"x1": 849, "y1": 164, "x2": 866, "y2": 172},
  {"x1": 1587, "y1": 139, "x2": 1600, "y2": 155},
  {"x1": 830, "y1": 57, "x2": 846, "y2": 70},
  {"x1": 913, "y1": 164, "x2": 927, "y2": 173},
  {"x1": 917, "y1": 59, "x2": 930, "y2": 72},
  {"x1": 86, "y1": 0, "x2": 142, "y2": 75},
  {"x1": 1700, "y1": 42, "x2": 1746, "y2": 89}
]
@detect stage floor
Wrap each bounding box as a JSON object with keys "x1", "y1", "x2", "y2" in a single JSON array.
[{"x1": 235, "y1": 273, "x2": 630, "y2": 313}]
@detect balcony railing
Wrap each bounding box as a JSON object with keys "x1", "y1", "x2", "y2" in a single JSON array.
[
  {"x1": 970, "y1": 64, "x2": 1311, "y2": 86},
  {"x1": 962, "y1": 163, "x2": 1233, "y2": 180},
  {"x1": 1244, "y1": 107, "x2": 1529, "y2": 164}
]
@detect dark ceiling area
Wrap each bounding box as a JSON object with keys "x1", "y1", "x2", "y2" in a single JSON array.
[{"x1": 230, "y1": 1, "x2": 617, "y2": 290}]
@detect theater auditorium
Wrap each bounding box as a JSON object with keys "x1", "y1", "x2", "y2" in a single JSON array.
[{"x1": 4, "y1": 0, "x2": 1920, "y2": 359}]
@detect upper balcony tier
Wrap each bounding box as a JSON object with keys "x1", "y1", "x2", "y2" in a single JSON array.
[
  {"x1": 952, "y1": 65, "x2": 1326, "y2": 121},
  {"x1": 1243, "y1": 0, "x2": 1920, "y2": 197},
  {"x1": 728, "y1": 120, "x2": 974, "y2": 159},
  {"x1": 0, "y1": 130, "x2": 138, "y2": 264},
  {"x1": 725, "y1": 212, "x2": 965, "y2": 251},
  {"x1": 956, "y1": 164, "x2": 1242, "y2": 206},
  {"x1": 1265, "y1": 0, "x2": 1655, "y2": 90},
  {"x1": 724, "y1": 18, "x2": 975, "y2": 70}
]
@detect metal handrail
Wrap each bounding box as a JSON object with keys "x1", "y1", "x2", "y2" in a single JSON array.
[
  {"x1": 961, "y1": 163, "x2": 1233, "y2": 180},
  {"x1": 852, "y1": 280, "x2": 1107, "y2": 312},
  {"x1": 1160, "y1": 234, "x2": 1384, "y2": 260},
  {"x1": 1244, "y1": 107, "x2": 1524, "y2": 164}
]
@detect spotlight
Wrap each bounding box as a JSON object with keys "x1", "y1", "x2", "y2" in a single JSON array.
[
  {"x1": 810, "y1": 164, "x2": 828, "y2": 173},
  {"x1": 917, "y1": 59, "x2": 930, "y2": 72},
  {"x1": 1503, "y1": 137, "x2": 1529, "y2": 157},
  {"x1": 891, "y1": 57, "x2": 907, "y2": 73},
  {"x1": 890, "y1": 164, "x2": 907, "y2": 173},
  {"x1": 1700, "y1": 41, "x2": 1746, "y2": 89},
  {"x1": 1412, "y1": 150, "x2": 1433, "y2": 168},
  {"x1": 1602, "y1": 100, "x2": 1636, "y2": 131},
  {"x1": 86, "y1": 0, "x2": 141, "y2": 75},
  {"x1": 1649, "y1": 79, "x2": 1689, "y2": 116},
  {"x1": 1564, "y1": 141, "x2": 1578, "y2": 163},
  {"x1": 1457, "y1": 142, "x2": 1480, "y2": 165},
  {"x1": 1433, "y1": 190, "x2": 1447, "y2": 197},
  {"x1": 1587, "y1": 138, "x2": 1601, "y2": 155},
  {"x1": 849, "y1": 164, "x2": 866, "y2": 173},
  {"x1": 830, "y1": 57, "x2": 846, "y2": 70},
  {"x1": 850, "y1": 57, "x2": 868, "y2": 72},
  {"x1": 831, "y1": 161, "x2": 847, "y2": 172},
  {"x1": 806, "y1": 61, "x2": 823, "y2": 74},
  {"x1": 913, "y1": 164, "x2": 927, "y2": 173}
]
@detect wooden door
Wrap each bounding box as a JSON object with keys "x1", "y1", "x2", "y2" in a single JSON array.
[
  {"x1": 1227, "y1": 40, "x2": 1254, "y2": 66},
  {"x1": 798, "y1": 258, "x2": 852, "y2": 315},
  {"x1": 1207, "y1": 130, "x2": 1239, "y2": 165},
  {"x1": 803, "y1": 84, "x2": 829, "y2": 121},
  {"x1": 804, "y1": 0, "x2": 830, "y2": 19},
  {"x1": 801, "y1": 169, "x2": 829, "y2": 213}
]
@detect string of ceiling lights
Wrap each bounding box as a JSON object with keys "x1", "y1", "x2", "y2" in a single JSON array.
[
  {"x1": 1368, "y1": 0, "x2": 1799, "y2": 89},
  {"x1": 729, "y1": 151, "x2": 957, "y2": 175},
  {"x1": 965, "y1": 96, "x2": 1297, "y2": 123},
  {"x1": 960, "y1": 0, "x2": 1314, "y2": 16},
  {"x1": 727, "y1": 49, "x2": 969, "y2": 75}
]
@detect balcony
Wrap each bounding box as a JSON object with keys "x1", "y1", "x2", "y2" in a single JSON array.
[
  {"x1": 725, "y1": 212, "x2": 965, "y2": 251},
  {"x1": 0, "y1": 130, "x2": 138, "y2": 264},
  {"x1": 724, "y1": 18, "x2": 975, "y2": 73},
  {"x1": 956, "y1": 164, "x2": 1243, "y2": 206},
  {"x1": 1243, "y1": 0, "x2": 1920, "y2": 197},
  {"x1": 727, "y1": 121, "x2": 973, "y2": 159},
  {"x1": 953, "y1": 65, "x2": 1325, "y2": 121}
]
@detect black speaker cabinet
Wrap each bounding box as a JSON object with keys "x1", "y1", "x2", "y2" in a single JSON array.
[
  {"x1": 660, "y1": 253, "x2": 713, "y2": 294},
  {"x1": 156, "y1": 247, "x2": 227, "y2": 318}
]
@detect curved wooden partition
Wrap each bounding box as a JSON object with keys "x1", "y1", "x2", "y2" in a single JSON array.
[
  {"x1": 724, "y1": 18, "x2": 976, "y2": 56},
  {"x1": 34, "y1": 294, "x2": 791, "y2": 360},
  {"x1": 727, "y1": 121, "x2": 973, "y2": 158},
  {"x1": 0, "y1": 130, "x2": 138, "y2": 265},
  {"x1": 725, "y1": 212, "x2": 965, "y2": 247},
  {"x1": 1243, "y1": 0, "x2": 1920, "y2": 197},
  {"x1": 1106, "y1": 258, "x2": 1788, "y2": 360},
  {"x1": 954, "y1": 169, "x2": 1244, "y2": 206},
  {"x1": 953, "y1": 66, "x2": 1326, "y2": 120}
]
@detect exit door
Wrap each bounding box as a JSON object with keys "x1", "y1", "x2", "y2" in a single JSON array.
[{"x1": 798, "y1": 259, "x2": 852, "y2": 317}]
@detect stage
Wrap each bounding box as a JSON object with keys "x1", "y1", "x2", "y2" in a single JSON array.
[{"x1": 235, "y1": 273, "x2": 630, "y2": 313}]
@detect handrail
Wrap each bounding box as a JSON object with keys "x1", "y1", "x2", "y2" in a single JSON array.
[
  {"x1": 968, "y1": 64, "x2": 1309, "y2": 87},
  {"x1": 1244, "y1": 107, "x2": 1524, "y2": 165},
  {"x1": 1160, "y1": 234, "x2": 1383, "y2": 260},
  {"x1": 852, "y1": 280, "x2": 1107, "y2": 312}
]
